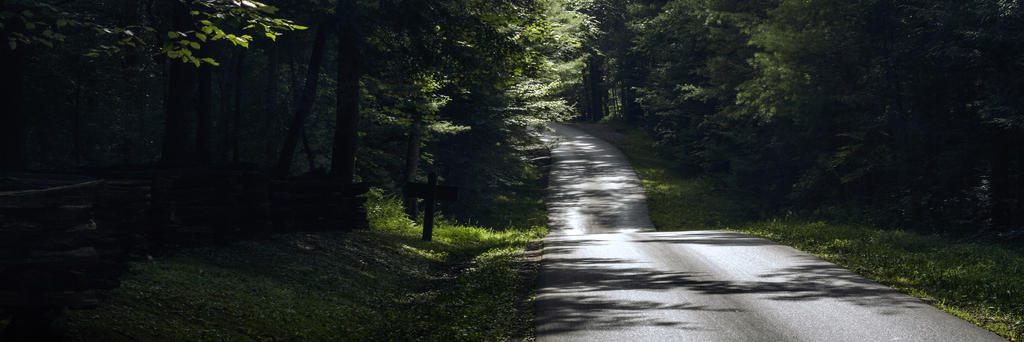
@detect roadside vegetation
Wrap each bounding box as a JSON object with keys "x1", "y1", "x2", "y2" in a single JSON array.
[
  {"x1": 587, "y1": 123, "x2": 1023, "y2": 340},
  {"x1": 64, "y1": 190, "x2": 546, "y2": 341}
]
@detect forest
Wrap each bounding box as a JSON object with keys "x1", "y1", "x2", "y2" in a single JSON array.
[
  {"x1": 0, "y1": 0, "x2": 580, "y2": 225},
  {"x1": 576, "y1": 0, "x2": 1024, "y2": 237},
  {"x1": 1, "y1": 0, "x2": 575, "y2": 339},
  {"x1": 1, "y1": 0, "x2": 1023, "y2": 340},
  {"x1": 4, "y1": 0, "x2": 1021, "y2": 235}
]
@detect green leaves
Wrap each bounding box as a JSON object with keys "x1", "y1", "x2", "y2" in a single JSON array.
[
  {"x1": 162, "y1": 41, "x2": 198, "y2": 66},
  {"x1": 1, "y1": 4, "x2": 73, "y2": 51},
  {"x1": 151, "y1": 0, "x2": 309, "y2": 67}
]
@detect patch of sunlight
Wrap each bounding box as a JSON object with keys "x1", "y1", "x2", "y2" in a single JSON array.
[{"x1": 402, "y1": 244, "x2": 447, "y2": 261}]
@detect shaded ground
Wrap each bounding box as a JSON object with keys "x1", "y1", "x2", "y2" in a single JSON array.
[{"x1": 62, "y1": 193, "x2": 546, "y2": 341}]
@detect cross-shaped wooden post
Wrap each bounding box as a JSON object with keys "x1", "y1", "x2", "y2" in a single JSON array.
[{"x1": 404, "y1": 172, "x2": 458, "y2": 241}]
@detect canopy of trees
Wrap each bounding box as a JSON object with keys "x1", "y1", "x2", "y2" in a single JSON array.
[
  {"x1": 5, "y1": 0, "x2": 1021, "y2": 235},
  {"x1": 568, "y1": 0, "x2": 1024, "y2": 235},
  {"x1": 1, "y1": 0, "x2": 579, "y2": 225}
]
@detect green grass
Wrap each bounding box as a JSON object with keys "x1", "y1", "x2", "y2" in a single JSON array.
[
  {"x1": 452, "y1": 150, "x2": 550, "y2": 231},
  {"x1": 587, "y1": 123, "x2": 1023, "y2": 341},
  {"x1": 607, "y1": 126, "x2": 756, "y2": 230},
  {"x1": 65, "y1": 190, "x2": 546, "y2": 341}
]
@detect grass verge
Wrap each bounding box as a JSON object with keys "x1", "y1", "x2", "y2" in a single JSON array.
[
  {"x1": 577, "y1": 123, "x2": 1022, "y2": 340},
  {"x1": 65, "y1": 190, "x2": 546, "y2": 341}
]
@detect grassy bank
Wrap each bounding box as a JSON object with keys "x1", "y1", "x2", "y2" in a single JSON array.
[
  {"x1": 581, "y1": 123, "x2": 1022, "y2": 340},
  {"x1": 65, "y1": 190, "x2": 546, "y2": 341}
]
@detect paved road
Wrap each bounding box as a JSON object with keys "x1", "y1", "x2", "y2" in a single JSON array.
[{"x1": 535, "y1": 123, "x2": 1005, "y2": 341}]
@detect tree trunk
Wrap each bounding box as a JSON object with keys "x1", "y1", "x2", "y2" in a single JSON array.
[
  {"x1": 990, "y1": 130, "x2": 1011, "y2": 232},
  {"x1": 403, "y1": 111, "x2": 424, "y2": 217},
  {"x1": 587, "y1": 54, "x2": 605, "y2": 122},
  {"x1": 621, "y1": 81, "x2": 641, "y2": 124},
  {"x1": 161, "y1": 1, "x2": 195, "y2": 165},
  {"x1": 196, "y1": 62, "x2": 213, "y2": 164},
  {"x1": 619, "y1": 83, "x2": 629, "y2": 122},
  {"x1": 301, "y1": 130, "x2": 316, "y2": 171},
  {"x1": 331, "y1": 0, "x2": 361, "y2": 184},
  {"x1": 0, "y1": 25, "x2": 27, "y2": 172},
  {"x1": 261, "y1": 44, "x2": 280, "y2": 170},
  {"x1": 601, "y1": 84, "x2": 609, "y2": 121},
  {"x1": 72, "y1": 83, "x2": 82, "y2": 165},
  {"x1": 274, "y1": 23, "x2": 330, "y2": 178},
  {"x1": 232, "y1": 51, "x2": 246, "y2": 163},
  {"x1": 618, "y1": 48, "x2": 643, "y2": 124}
]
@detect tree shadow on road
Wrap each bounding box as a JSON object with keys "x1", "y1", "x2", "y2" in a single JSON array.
[
  {"x1": 537, "y1": 236, "x2": 931, "y2": 334},
  {"x1": 630, "y1": 231, "x2": 782, "y2": 247},
  {"x1": 535, "y1": 294, "x2": 716, "y2": 335}
]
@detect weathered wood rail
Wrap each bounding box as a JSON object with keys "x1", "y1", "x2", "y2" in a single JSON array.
[{"x1": 0, "y1": 169, "x2": 369, "y2": 341}]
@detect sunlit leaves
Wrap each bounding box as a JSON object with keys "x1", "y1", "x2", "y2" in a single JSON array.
[
  {"x1": 428, "y1": 121, "x2": 472, "y2": 135},
  {"x1": 154, "y1": 0, "x2": 307, "y2": 66}
]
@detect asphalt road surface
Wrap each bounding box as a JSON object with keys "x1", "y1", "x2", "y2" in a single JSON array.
[{"x1": 535, "y1": 123, "x2": 1005, "y2": 342}]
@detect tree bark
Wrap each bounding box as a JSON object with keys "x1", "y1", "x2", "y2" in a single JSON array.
[
  {"x1": 301, "y1": 130, "x2": 316, "y2": 171},
  {"x1": 403, "y1": 111, "x2": 424, "y2": 216},
  {"x1": 618, "y1": 48, "x2": 643, "y2": 124},
  {"x1": 587, "y1": 54, "x2": 605, "y2": 122},
  {"x1": 620, "y1": 80, "x2": 641, "y2": 124},
  {"x1": 196, "y1": 62, "x2": 212, "y2": 164},
  {"x1": 990, "y1": 130, "x2": 1011, "y2": 232},
  {"x1": 161, "y1": 1, "x2": 195, "y2": 165},
  {"x1": 232, "y1": 51, "x2": 246, "y2": 163},
  {"x1": 331, "y1": 0, "x2": 361, "y2": 184},
  {"x1": 581, "y1": 65, "x2": 591, "y2": 121},
  {"x1": 274, "y1": 23, "x2": 330, "y2": 178},
  {"x1": 72, "y1": 82, "x2": 82, "y2": 165},
  {"x1": 261, "y1": 44, "x2": 280, "y2": 170},
  {"x1": 0, "y1": 23, "x2": 27, "y2": 172}
]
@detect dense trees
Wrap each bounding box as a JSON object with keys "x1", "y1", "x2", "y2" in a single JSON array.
[
  {"x1": 572, "y1": 0, "x2": 1024, "y2": 235},
  {"x1": 10, "y1": 0, "x2": 1015, "y2": 235},
  {"x1": 1, "y1": 0, "x2": 576, "y2": 225}
]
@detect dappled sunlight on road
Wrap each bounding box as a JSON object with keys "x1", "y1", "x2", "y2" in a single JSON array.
[
  {"x1": 545, "y1": 124, "x2": 653, "y2": 236},
  {"x1": 535, "y1": 123, "x2": 1004, "y2": 342}
]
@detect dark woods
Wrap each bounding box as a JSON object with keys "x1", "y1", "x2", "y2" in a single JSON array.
[
  {"x1": 2, "y1": 0, "x2": 1020, "y2": 256},
  {"x1": 0, "y1": 0, "x2": 567, "y2": 220},
  {"x1": 573, "y1": 0, "x2": 1024, "y2": 237},
  {"x1": 1, "y1": 0, "x2": 1021, "y2": 338},
  {"x1": 1, "y1": 1, "x2": 567, "y2": 339},
  {"x1": 1, "y1": 0, "x2": 1020, "y2": 245}
]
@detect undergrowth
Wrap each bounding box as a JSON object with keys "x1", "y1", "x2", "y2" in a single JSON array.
[
  {"x1": 582, "y1": 123, "x2": 1023, "y2": 340},
  {"x1": 65, "y1": 190, "x2": 546, "y2": 341}
]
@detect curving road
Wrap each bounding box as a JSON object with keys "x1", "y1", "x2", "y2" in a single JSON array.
[{"x1": 535, "y1": 123, "x2": 1005, "y2": 341}]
